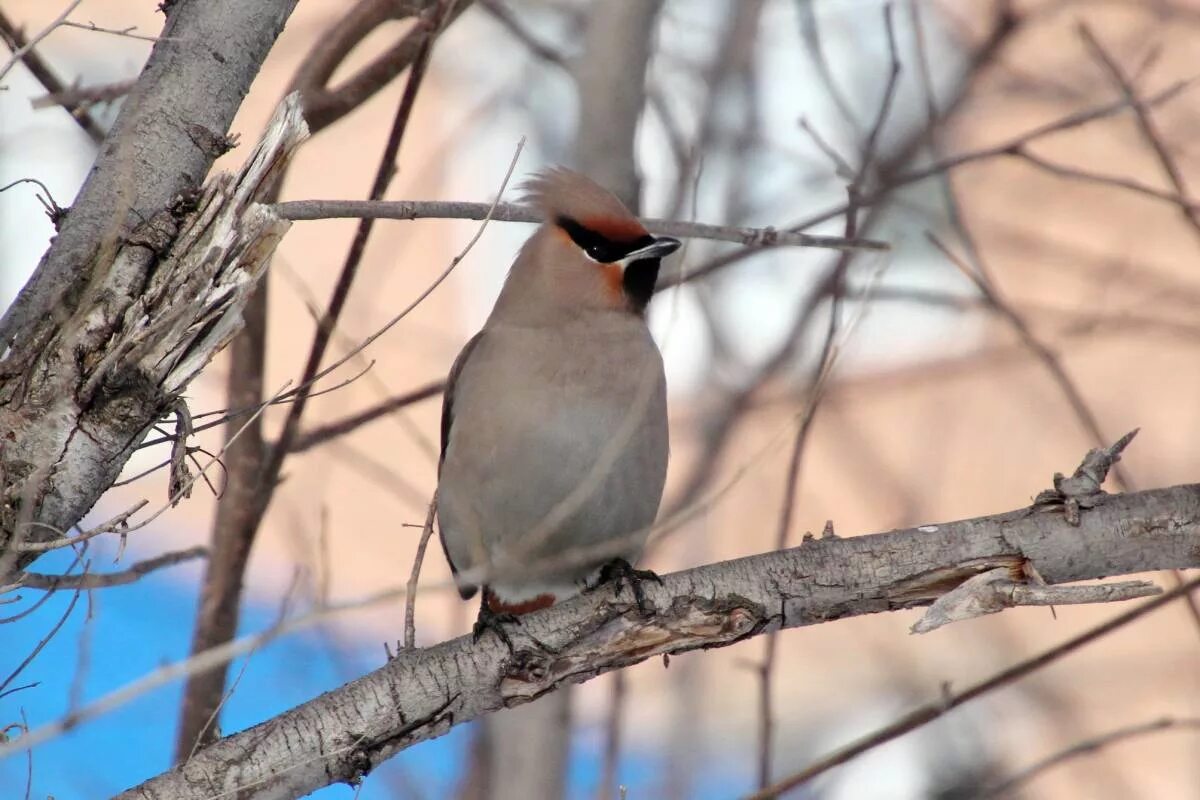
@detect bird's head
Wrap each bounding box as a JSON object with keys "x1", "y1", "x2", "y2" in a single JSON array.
[{"x1": 497, "y1": 167, "x2": 681, "y2": 319}]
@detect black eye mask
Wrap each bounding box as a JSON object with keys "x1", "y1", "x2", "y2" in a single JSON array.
[{"x1": 556, "y1": 216, "x2": 655, "y2": 263}]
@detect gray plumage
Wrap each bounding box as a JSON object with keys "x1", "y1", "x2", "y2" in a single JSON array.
[{"x1": 437, "y1": 167, "x2": 677, "y2": 611}]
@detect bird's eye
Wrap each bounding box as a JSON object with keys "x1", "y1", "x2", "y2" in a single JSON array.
[{"x1": 585, "y1": 244, "x2": 609, "y2": 262}]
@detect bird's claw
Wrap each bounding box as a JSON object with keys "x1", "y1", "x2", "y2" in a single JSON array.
[
  {"x1": 472, "y1": 603, "x2": 521, "y2": 653},
  {"x1": 596, "y1": 557, "x2": 661, "y2": 614}
]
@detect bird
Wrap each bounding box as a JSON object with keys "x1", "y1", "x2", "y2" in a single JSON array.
[{"x1": 436, "y1": 166, "x2": 680, "y2": 642}]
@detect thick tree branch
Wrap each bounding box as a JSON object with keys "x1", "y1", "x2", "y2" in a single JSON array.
[
  {"x1": 115, "y1": 481, "x2": 1200, "y2": 799},
  {"x1": 0, "y1": 0, "x2": 300, "y2": 565}
]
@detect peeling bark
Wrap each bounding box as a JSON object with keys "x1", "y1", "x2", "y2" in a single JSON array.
[{"x1": 0, "y1": 0, "x2": 300, "y2": 565}]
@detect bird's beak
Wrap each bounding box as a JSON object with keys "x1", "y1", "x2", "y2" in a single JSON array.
[{"x1": 620, "y1": 236, "x2": 682, "y2": 267}]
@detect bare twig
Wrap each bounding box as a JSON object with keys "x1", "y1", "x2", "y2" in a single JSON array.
[
  {"x1": 1009, "y1": 144, "x2": 1200, "y2": 211},
  {"x1": 757, "y1": 14, "x2": 900, "y2": 779},
  {"x1": 980, "y1": 717, "x2": 1200, "y2": 798},
  {"x1": 289, "y1": 380, "x2": 444, "y2": 453},
  {"x1": 10, "y1": 582, "x2": 415, "y2": 767},
  {"x1": 17, "y1": 380, "x2": 286, "y2": 555},
  {"x1": 760, "y1": 70, "x2": 1187, "y2": 248},
  {"x1": 0, "y1": 5, "x2": 104, "y2": 142},
  {"x1": 796, "y1": 0, "x2": 860, "y2": 138},
  {"x1": 272, "y1": 199, "x2": 890, "y2": 252},
  {"x1": 31, "y1": 78, "x2": 134, "y2": 111},
  {"x1": 59, "y1": 20, "x2": 163, "y2": 43},
  {"x1": 478, "y1": 0, "x2": 568, "y2": 66},
  {"x1": 403, "y1": 494, "x2": 438, "y2": 650},
  {"x1": 0, "y1": 0, "x2": 83, "y2": 83},
  {"x1": 926, "y1": 233, "x2": 1135, "y2": 490},
  {"x1": 1078, "y1": 25, "x2": 1200, "y2": 244},
  {"x1": 13, "y1": 501, "x2": 148, "y2": 555},
  {"x1": 17, "y1": 547, "x2": 208, "y2": 590},
  {"x1": 0, "y1": 177, "x2": 66, "y2": 226},
  {"x1": 0, "y1": 577, "x2": 83, "y2": 695}
]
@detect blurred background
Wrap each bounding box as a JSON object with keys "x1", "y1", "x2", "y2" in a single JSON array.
[{"x1": 3, "y1": 0, "x2": 1200, "y2": 797}]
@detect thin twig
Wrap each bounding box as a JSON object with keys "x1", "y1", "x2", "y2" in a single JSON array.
[
  {"x1": 20, "y1": 708, "x2": 32, "y2": 800},
  {"x1": 267, "y1": 3, "x2": 449, "y2": 477},
  {"x1": 926, "y1": 233, "x2": 1135, "y2": 490},
  {"x1": 661, "y1": 5, "x2": 1028, "y2": 290},
  {"x1": 17, "y1": 547, "x2": 208, "y2": 590},
  {"x1": 290, "y1": 380, "x2": 444, "y2": 453},
  {"x1": 787, "y1": 75, "x2": 1197, "y2": 233},
  {"x1": 757, "y1": 12, "x2": 899, "y2": 776},
  {"x1": 59, "y1": 20, "x2": 162, "y2": 43},
  {"x1": 3, "y1": 581, "x2": 415, "y2": 761},
  {"x1": 1078, "y1": 24, "x2": 1200, "y2": 245},
  {"x1": 0, "y1": 6, "x2": 105, "y2": 142},
  {"x1": 0, "y1": 577, "x2": 83, "y2": 695},
  {"x1": 0, "y1": 0, "x2": 83, "y2": 83},
  {"x1": 31, "y1": 77, "x2": 134, "y2": 111},
  {"x1": 980, "y1": 717, "x2": 1200, "y2": 798},
  {"x1": 403, "y1": 494, "x2": 438, "y2": 649},
  {"x1": 265, "y1": 138, "x2": 527, "y2": 427},
  {"x1": 1010, "y1": 145, "x2": 1200, "y2": 210},
  {"x1": 272, "y1": 199, "x2": 890, "y2": 252},
  {"x1": 478, "y1": 0, "x2": 568, "y2": 66},
  {"x1": 16, "y1": 381, "x2": 287, "y2": 554}
]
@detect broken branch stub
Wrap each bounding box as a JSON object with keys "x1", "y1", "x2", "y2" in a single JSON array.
[
  {"x1": 0, "y1": 94, "x2": 308, "y2": 565},
  {"x1": 1033, "y1": 429, "x2": 1139, "y2": 524}
]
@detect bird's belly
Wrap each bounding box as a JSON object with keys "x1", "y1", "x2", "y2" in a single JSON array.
[{"x1": 439, "y1": 361, "x2": 667, "y2": 586}]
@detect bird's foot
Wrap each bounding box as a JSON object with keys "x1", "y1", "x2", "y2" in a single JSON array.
[
  {"x1": 595, "y1": 557, "x2": 662, "y2": 614},
  {"x1": 472, "y1": 601, "x2": 521, "y2": 654}
]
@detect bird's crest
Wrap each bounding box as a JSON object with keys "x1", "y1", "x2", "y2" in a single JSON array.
[{"x1": 521, "y1": 166, "x2": 649, "y2": 243}]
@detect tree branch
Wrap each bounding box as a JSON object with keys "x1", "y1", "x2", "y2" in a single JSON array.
[
  {"x1": 271, "y1": 199, "x2": 890, "y2": 252},
  {"x1": 0, "y1": 5, "x2": 106, "y2": 143},
  {"x1": 0, "y1": 0, "x2": 301, "y2": 565},
  {"x1": 110, "y1": 479, "x2": 1200, "y2": 799},
  {"x1": 288, "y1": 380, "x2": 444, "y2": 453},
  {"x1": 17, "y1": 546, "x2": 207, "y2": 590}
]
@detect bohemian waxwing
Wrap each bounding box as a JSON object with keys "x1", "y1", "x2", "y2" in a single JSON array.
[{"x1": 437, "y1": 167, "x2": 680, "y2": 636}]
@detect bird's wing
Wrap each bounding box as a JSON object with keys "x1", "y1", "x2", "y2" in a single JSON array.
[
  {"x1": 439, "y1": 330, "x2": 485, "y2": 474},
  {"x1": 437, "y1": 330, "x2": 486, "y2": 598}
]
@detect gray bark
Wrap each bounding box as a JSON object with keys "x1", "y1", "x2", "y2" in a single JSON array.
[
  {"x1": 119, "y1": 482, "x2": 1200, "y2": 800},
  {"x1": 0, "y1": 0, "x2": 299, "y2": 565}
]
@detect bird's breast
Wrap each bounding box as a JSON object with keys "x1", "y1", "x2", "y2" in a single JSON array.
[{"x1": 439, "y1": 316, "x2": 669, "y2": 569}]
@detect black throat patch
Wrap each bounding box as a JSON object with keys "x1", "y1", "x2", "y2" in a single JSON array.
[{"x1": 622, "y1": 258, "x2": 660, "y2": 315}]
